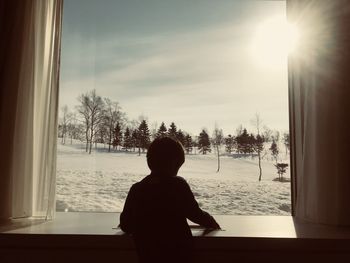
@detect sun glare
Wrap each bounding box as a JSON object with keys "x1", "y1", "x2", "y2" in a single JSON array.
[{"x1": 251, "y1": 15, "x2": 299, "y2": 69}]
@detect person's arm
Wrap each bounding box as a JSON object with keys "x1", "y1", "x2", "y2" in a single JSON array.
[
  {"x1": 119, "y1": 184, "x2": 137, "y2": 234},
  {"x1": 180, "y1": 179, "x2": 220, "y2": 229}
]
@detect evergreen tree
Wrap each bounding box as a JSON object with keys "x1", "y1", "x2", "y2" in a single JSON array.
[
  {"x1": 235, "y1": 124, "x2": 243, "y2": 137},
  {"x1": 131, "y1": 129, "x2": 139, "y2": 152},
  {"x1": 103, "y1": 98, "x2": 124, "y2": 152},
  {"x1": 192, "y1": 136, "x2": 199, "y2": 154},
  {"x1": 183, "y1": 134, "x2": 193, "y2": 154},
  {"x1": 225, "y1": 134, "x2": 234, "y2": 154},
  {"x1": 235, "y1": 128, "x2": 252, "y2": 154},
  {"x1": 198, "y1": 129, "x2": 211, "y2": 154},
  {"x1": 168, "y1": 122, "x2": 177, "y2": 138},
  {"x1": 248, "y1": 133, "x2": 256, "y2": 155},
  {"x1": 176, "y1": 129, "x2": 186, "y2": 146},
  {"x1": 123, "y1": 127, "x2": 133, "y2": 151},
  {"x1": 254, "y1": 134, "x2": 264, "y2": 154},
  {"x1": 138, "y1": 120, "x2": 151, "y2": 153},
  {"x1": 112, "y1": 122, "x2": 123, "y2": 150},
  {"x1": 156, "y1": 122, "x2": 167, "y2": 138},
  {"x1": 269, "y1": 139, "x2": 279, "y2": 163}
]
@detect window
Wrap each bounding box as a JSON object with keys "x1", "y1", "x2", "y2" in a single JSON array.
[{"x1": 57, "y1": 0, "x2": 292, "y2": 215}]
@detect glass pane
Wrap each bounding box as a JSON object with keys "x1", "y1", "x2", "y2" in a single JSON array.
[{"x1": 57, "y1": 0, "x2": 291, "y2": 215}]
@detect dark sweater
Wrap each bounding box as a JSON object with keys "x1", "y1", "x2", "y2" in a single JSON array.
[{"x1": 120, "y1": 173, "x2": 215, "y2": 263}]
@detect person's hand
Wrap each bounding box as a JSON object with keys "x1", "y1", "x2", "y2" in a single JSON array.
[
  {"x1": 201, "y1": 219, "x2": 221, "y2": 236},
  {"x1": 208, "y1": 216, "x2": 221, "y2": 230},
  {"x1": 212, "y1": 220, "x2": 221, "y2": 230}
]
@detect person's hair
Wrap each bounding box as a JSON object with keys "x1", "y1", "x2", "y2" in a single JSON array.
[{"x1": 147, "y1": 136, "x2": 185, "y2": 174}]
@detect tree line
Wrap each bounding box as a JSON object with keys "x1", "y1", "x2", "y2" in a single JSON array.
[{"x1": 58, "y1": 90, "x2": 290, "y2": 180}]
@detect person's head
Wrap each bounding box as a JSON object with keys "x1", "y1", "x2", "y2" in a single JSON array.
[{"x1": 147, "y1": 136, "x2": 185, "y2": 176}]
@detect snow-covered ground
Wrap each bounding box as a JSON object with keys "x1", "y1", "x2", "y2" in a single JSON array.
[{"x1": 56, "y1": 141, "x2": 291, "y2": 215}]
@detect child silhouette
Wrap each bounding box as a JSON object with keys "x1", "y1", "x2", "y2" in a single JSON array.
[{"x1": 120, "y1": 136, "x2": 220, "y2": 263}]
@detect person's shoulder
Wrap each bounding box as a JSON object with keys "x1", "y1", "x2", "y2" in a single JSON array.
[
  {"x1": 129, "y1": 178, "x2": 145, "y2": 191},
  {"x1": 170, "y1": 176, "x2": 193, "y2": 197},
  {"x1": 172, "y1": 175, "x2": 186, "y2": 182},
  {"x1": 131, "y1": 175, "x2": 152, "y2": 189},
  {"x1": 171, "y1": 176, "x2": 190, "y2": 187}
]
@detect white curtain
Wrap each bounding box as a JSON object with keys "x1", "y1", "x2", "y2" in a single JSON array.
[
  {"x1": 0, "y1": 0, "x2": 63, "y2": 220},
  {"x1": 288, "y1": 0, "x2": 350, "y2": 225}
]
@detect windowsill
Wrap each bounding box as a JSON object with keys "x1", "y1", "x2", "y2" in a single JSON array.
[
  {"x1": 2, "y1": 212, "x2": 350, "y2": 263},
  {"x1": 1, "y1": 212, "x2": 350, "y2": 257},
  {"x1": 2, "y1": 212, "x2": 350, "y2": 243}
]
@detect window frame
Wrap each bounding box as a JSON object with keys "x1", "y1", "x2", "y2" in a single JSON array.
[{"x1": 55, "y1": 0, "x2": 293, "y2": 217}]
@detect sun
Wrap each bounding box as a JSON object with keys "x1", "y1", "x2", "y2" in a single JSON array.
[{"x1": 251, "y1": 15, "x2": 299, "y2": 69}]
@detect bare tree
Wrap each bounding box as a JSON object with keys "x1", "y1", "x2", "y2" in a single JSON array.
[
  {"x1": 60, "y1": 105, "x2": 72, "y2": 145},
  {"x1": 150, "y1": 121, "x2": 158, "y2": 140},
  {"x1": 129, "y1": 119, "x2": 140, "y2": 131},
  {"x1": 67, "y1": 113, "x2": 79, "y2": 144},
  {"x1": 96, "y1": 121, "x2": 108, "y2": 147},
  {"x1": 126, "y1": 116, "x2": 148, "y2": 155},
  {"x1": 76, "y1": 95, "x2": 91, "y2": 152},
  {"x1": 138, "y1": 114, "x2": 148, "y2": 123},
  {"x1": 103, "y1": 98, "x2": 123, "y2": 152},
  {"x1": 77, "y1": 90, "x2": 105, "y2": 154},
  {"x1": 235, "y1": 124, "x2": 243, "y2": 138},
  {"x1": 282, "y1": 132, "x2": 290, "y2": 155},
  {"x1": 262, "y1": 125, "x2": 273, "y2": 142},
  {"x1": 269, "y1": 140, "x2": 279, "y2": 164},
  {"x1": 254, "y1": 135, "x2": 264, "y2": 181},
  {"x1": 251, "y1": 113, "x2": 264, "y2": 181},
  {"x1": 212, "y1": 125, "x2": 224, "y2": 173},
  {"x1": 251, "y1": 113, "x2": 262, "y2": 135},
  {"x1": 271, "y1": 130, "x2": 280, "y2": 143}
]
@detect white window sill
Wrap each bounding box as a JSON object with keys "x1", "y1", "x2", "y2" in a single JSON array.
[
  {"x1": 1, "y1": 212, "x2": 350, "y2": 249},
  {"x1": 2, "y1": 212, "x2": 350, "y2": 263},
  {"x1": 1, "y1": 212, "x2": 350, "y2": 237}
]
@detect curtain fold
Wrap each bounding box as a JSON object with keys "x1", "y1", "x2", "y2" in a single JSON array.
[
  {"x1": 0, "y1": 0, "x2": 63, "y2": 220},
  {"x1": 32, "y1": 0, "x2": 63, "y2": 219},
  {"x1": 288, "y1": 0, "x2": 350, "y2": 225}
]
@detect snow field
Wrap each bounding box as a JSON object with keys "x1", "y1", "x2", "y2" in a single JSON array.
[{"x1": 56, "y1": 141, "x2": 291, "y2": 215}]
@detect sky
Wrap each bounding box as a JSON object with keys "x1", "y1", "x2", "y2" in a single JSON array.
[{"x1": 59, "y1": 0, "x2": 289, "y2": 135}]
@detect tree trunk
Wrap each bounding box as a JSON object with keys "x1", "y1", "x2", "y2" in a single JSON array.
[
  {"x1": 89, "y1": 141, "x2": 92, "y2": 154},
  {"x1": 108, "y1": 127, "x2": 112, "y2": 152},
  {"x1": 89, "y1": 120, "x2": 94, "y2": 154},
  {"x1": 138, "y1": 147, "x2": 141, "y2": 156},
  {"x1": 89, "y1": 127, "x2": 93, "y2": 154},
  {"x1": 258, "y1": 151, "x2": 262, "y2": 181},
  {"x1": 89, "y1": 133, "x2": 93, "y2": 154},
  {"x1": 216, "y1": 145, "x2": 220, "y2": 173},
  {"x1": 85, "y1": 128, "x2": 89, "y2": 152}
]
